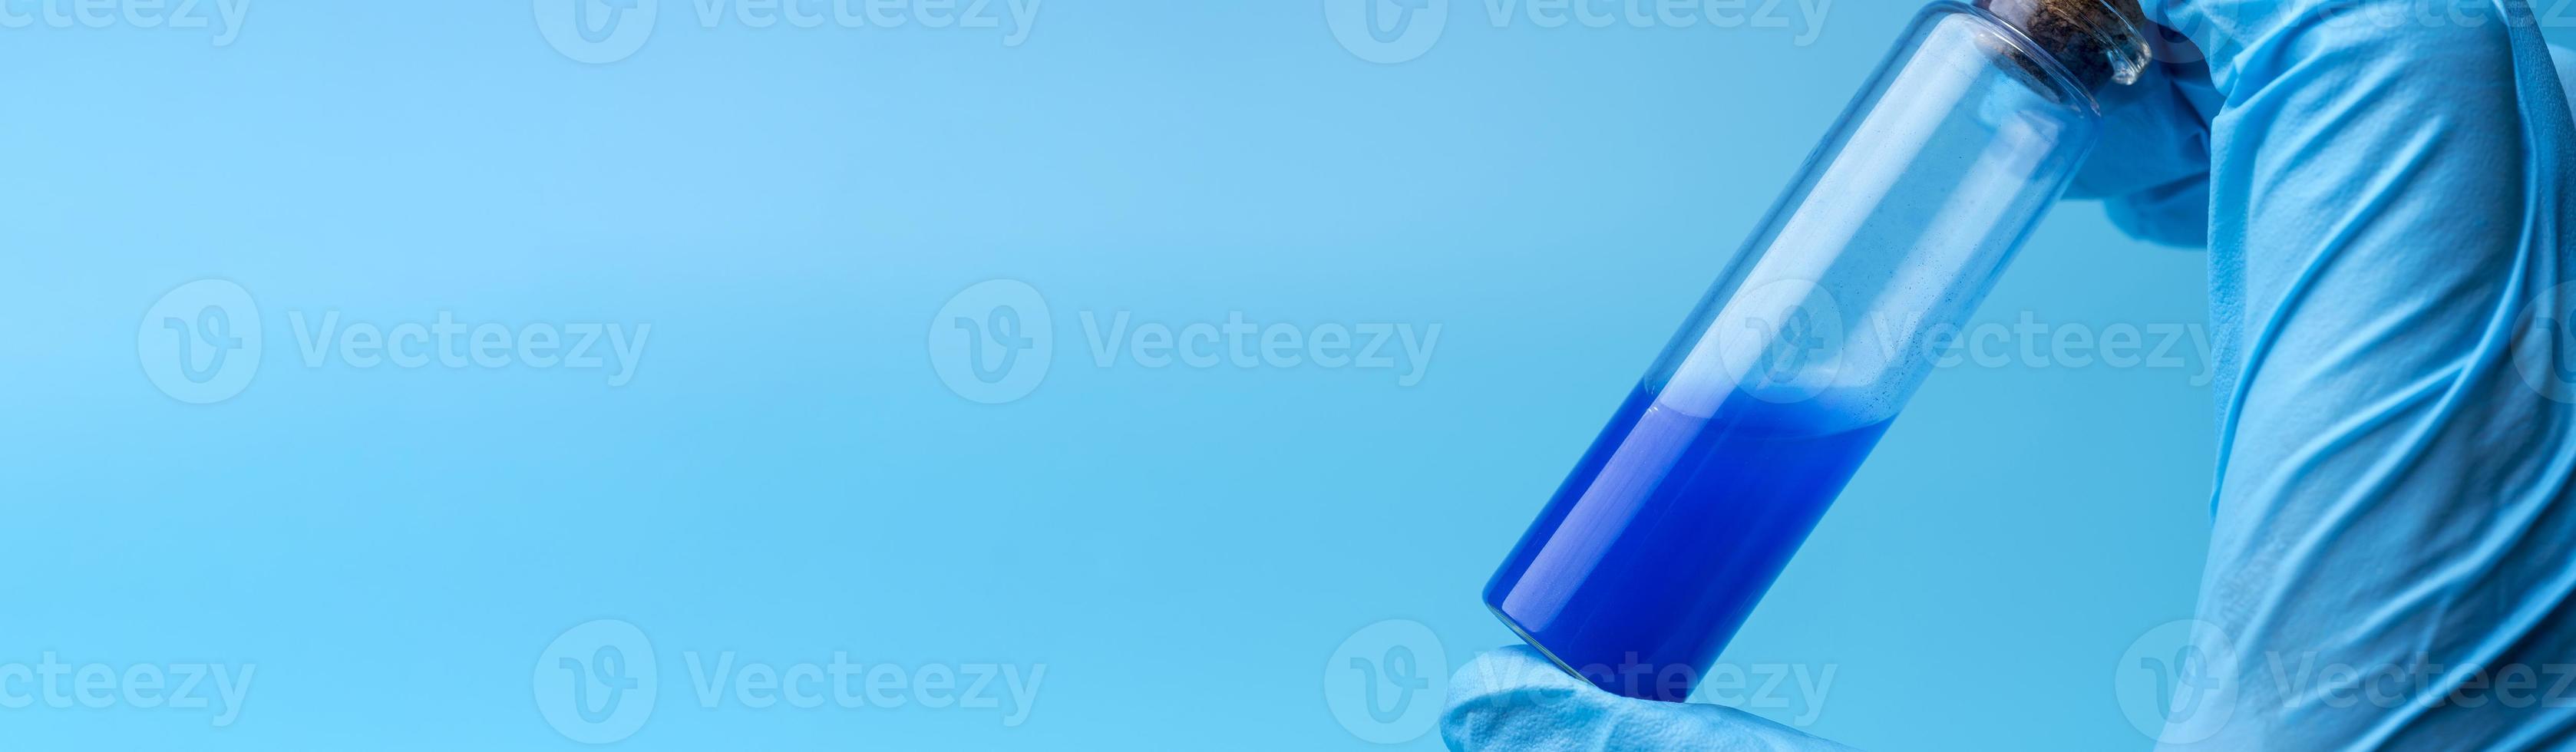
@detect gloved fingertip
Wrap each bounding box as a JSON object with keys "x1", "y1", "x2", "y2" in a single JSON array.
[
  {"x1": 1442, "y1": 646, "x2": 1862, "y2": 751},
  {"x1": 2066, "y1": 61, "x2": 2214, "y2": 215},
  {"x1": 2103, "y1": 176, "x2": 2211, "y2": 248},
  {"x1": 1442, "y1": 646, "x2": 1603, "y2": 750},
  {"x1": 1448, "y1": 645, "x2": 1580, "y2": 696}
]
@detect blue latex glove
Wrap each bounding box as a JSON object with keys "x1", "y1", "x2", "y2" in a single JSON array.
[
  {"x1": 1445, "y1": 0, "x2": 2576, "y2": 747},
  {"x1": 1446, "y1": 645, "x2": 1856, "y2": 750}
]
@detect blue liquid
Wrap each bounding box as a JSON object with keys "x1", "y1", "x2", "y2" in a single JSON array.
[{"x1": 1483, "y1": 384, "x2": 1891, "y2": 701}]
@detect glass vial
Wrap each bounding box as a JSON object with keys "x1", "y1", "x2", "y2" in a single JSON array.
[{"x1": 1481, "y1": 0, "x2": 2149, "y2": 702}]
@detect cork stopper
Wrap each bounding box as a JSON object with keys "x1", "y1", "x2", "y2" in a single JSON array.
[{"x1": 1976, "y1": 0, "x2": 2150, "y2": 95}]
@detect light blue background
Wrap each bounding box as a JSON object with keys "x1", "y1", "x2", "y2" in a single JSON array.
[{"x1": 9, "y1": 0, "x2": 2545, "y2": 748}]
